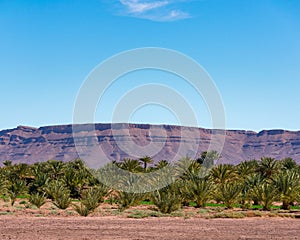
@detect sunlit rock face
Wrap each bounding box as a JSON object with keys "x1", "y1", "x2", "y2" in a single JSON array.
[{"x1": 0, "y1": 124, "x2": 300, "y2": 165}]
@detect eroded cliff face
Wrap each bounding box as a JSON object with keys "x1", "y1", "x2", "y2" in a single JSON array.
[{"x1": 0, "y1": 123, "x2": 299, "y2": 164}]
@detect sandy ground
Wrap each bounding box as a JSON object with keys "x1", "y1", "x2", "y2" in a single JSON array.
[
  {"x1": 0, "y1": 216, "x2": 299, "y2": 240},
  {"x1": 0, "y1": 200, "x2": 299, "y2": 239}
]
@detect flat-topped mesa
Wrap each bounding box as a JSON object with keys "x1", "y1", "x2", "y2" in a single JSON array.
[
  {"x1": 39, "y1": 125, "x2": 73, "y2": 134},
  {"x1": 16, "y1": 125, "x2": 39, "y2": 131},
  {"x1": 257, "y1": 129, "x2": 287, "y2": 137},
  {"x1": 0, "y1": 123, "x2": 300, "y2": 164}
]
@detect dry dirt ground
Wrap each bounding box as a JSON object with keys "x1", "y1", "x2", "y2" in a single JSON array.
[
  {"x1": 0, "y1": 200, "x2": 299, "y2": 240},
  {"x1": 0, "y1": 216, "x2": 299, "y2": 240}
]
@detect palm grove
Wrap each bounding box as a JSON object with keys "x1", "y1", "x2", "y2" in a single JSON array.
[{"x1": 0, "y1": 152, "x2": 300, "y2": 216}]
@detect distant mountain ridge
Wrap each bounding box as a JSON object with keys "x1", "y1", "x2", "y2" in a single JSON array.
[{"x1": 0, "y1": 123, "x2": 300, "y2": 164}]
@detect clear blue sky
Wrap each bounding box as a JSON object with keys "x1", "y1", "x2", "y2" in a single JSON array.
[{"x1": 0, "y1": 0, "x2": 300, "y2": 131}]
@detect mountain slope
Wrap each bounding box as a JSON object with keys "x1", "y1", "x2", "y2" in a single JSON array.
[{"x1": 0, "y1": 123, "x2": 300, "y2": 164}]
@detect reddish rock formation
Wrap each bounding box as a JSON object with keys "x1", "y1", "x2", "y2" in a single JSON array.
[{"x1": 0, "y1": 123, "x2": 299, "y2": 165}]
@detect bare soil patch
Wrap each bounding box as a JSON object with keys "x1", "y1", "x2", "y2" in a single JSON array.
[
  {"x1": 0, "y1": 199, "x2": 299, "y2": 240},
  {"x1": 0, "y1": 216, "x2": 299, "y2": 240}
]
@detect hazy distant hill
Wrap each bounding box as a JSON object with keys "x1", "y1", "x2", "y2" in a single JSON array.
[{"x1": 0, "y1": 123, "x2": 300, "y2": 165}]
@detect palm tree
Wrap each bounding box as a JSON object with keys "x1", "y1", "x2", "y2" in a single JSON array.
[
  {"x1": 7, "y1": 179, "x2": 28, "y2": 206},
  {"x1": 88, "y1": 185, "x2": 109, "y2": 203},
  {"x1": 45, "y1": 160, "x2": 66, "y2": 180},
  {"x1": 139, "y1": 156, "x2": 153, "y2": 171},
  {"x1": 119, "y1": 158, "x2": 142, "y2": 173},
  {"x1": 151, "y1": 182, "x2": 182, "y2": 214},
  {"x1": 273, "y1": 170, "x2": 300, "y2": 210},
  {"x1": 154, "y1": 160, "x2": 169, "y2": 169},
  {"x1": 63, "y1": 167, "x2": 91, "y2": 198},
  {"x1": 2, "y1": 160, "x2": 12, "y2": 167},
  {"x1": 115, "y1": 173, "x2": 145, "y2": 211},
  {"x1": 280, "y1": 158, "x2": 297, "y2": 171},
  {"x1": 94, "y1": 162, "x2": 123, "y2": 188},
  {"x1": 116, "y1": 191, "x2": 143, "y2": 211},
  {"x1": 242, "y1": 173, "x2": 265, "y2": 206},
  {"x1": 251, "y1": 182, "x2": 278, "y2": 211},
  {"x1": 186, "y1": 176, "x2": 214, "y2": 208},
  {"x1": 14, "y1": 163, "x2": 31, "y2": 179},
  {"x1": 45, "y1": 180, "x2": 71, "y2": 209},
  {"x1": 29, "y1": 171, "x2": 49, "y2": 194},
  {"x1": 0, "y1": 170, "x2": 7, "y2": 196},
  {"x1": 45, "y1": 180, "x2": 67, "y2": 200},
  {"x1": 75, "y1": 186, "x2": 107, "y2": 213},
  {"x1": 176, "y1": 157, "x2": 201, "y2": 181},
  {"x1": 29, "y1": 192, "x2": 47, "y2": 208},
  {"x1": 213, "y1": 181, "x2": 242, "y2": 209},
  {"x1": 5, "y1": 163, "x2": 32, "y2": 183},
  {"x1": 210, "y1": 164, "x2": 238, "y2": 185},
  {"x1": 237, "y1": 160, "x2": 259, "y2": 179},
  {"x1": 258, "y1": 157, "x2": 280, "y2": 179},
  {"x1": 69, "y1": 159, "x2": 87, "y2": 170}
]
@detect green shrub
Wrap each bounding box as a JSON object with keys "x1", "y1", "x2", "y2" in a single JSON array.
[
  {"x1": 29, "y1": 192, "x2": 47, "y2": 208},
  {"x1": 273, "y1": 170, "x2": 300, "y2": 210},
  {"x1": 213, "y1": 182, "x2": 242, "y2": 209},
  {"x1": 116, "y1": 191, "x2": 144, "y2": 211},
  {"x1": 73, "y1": 203, "x2": 91, "y2": 217},
  {"x1": 151, "y1": 182, "x2": 182, "y2": 214},
  {"x1": 53, "y1": 192, "x2": 71, "y2": 209},
  {"x1": 72, "y1": 186, "x2": 105, "y2": 216},
  {"x1": 46, "y1": 181, "x2": 71, "y2": 209},
  {"x1": 185, "y1": 177, "x2": 214, "y2": 208},
  {"x1": 84, "y1": 185, "x2": 109, "y2": 204},
  {"x1": 7, "y1": 180, "x2": 28, "y2": 206},
  {"x1": 252, "y1": 182, "x2": 278, "y2": 211},
  {"x1": 0, "y1": 177, "x2": 8, "y2": 196}
]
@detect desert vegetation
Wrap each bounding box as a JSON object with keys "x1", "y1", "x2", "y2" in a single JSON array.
[{"x1": 0, "y1": 154, "x2": 300, "y2": 218}]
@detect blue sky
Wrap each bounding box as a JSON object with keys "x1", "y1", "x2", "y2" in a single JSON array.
[{"x1": 0, "y1": 0, "x2": 300, "y2": 131}]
